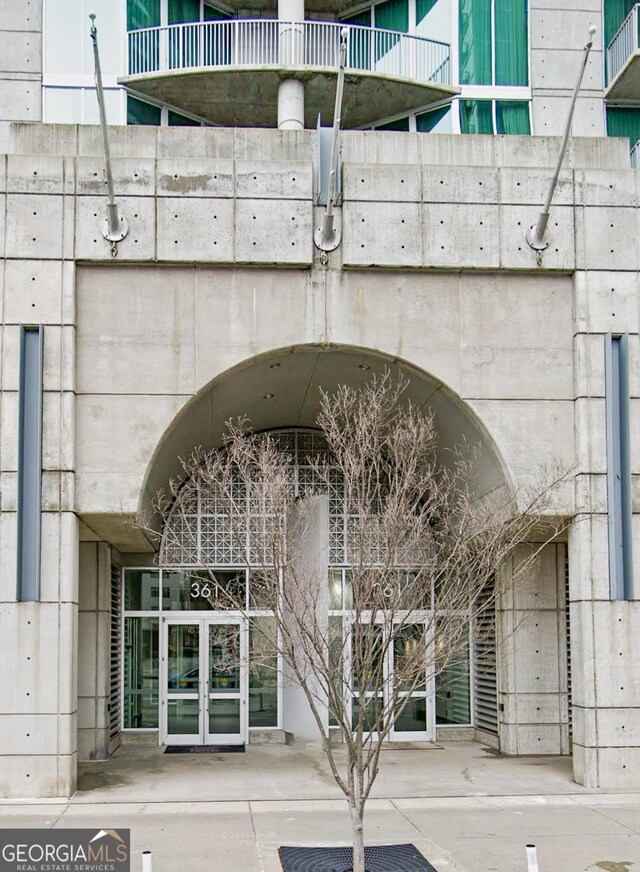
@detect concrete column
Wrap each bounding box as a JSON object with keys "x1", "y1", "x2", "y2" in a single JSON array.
[
  {"x1": 282, "y1": 496, "x2": 329, "y2": 741},
  {"x1": 497, "y1": 544, "x2": 570, "y2": 756},
  {"x1": 78, "y1": 542, "x2": 112, "y2": 761},
  {"x1": 277, "y1": 0, "x2": 305, "y2": 129}
]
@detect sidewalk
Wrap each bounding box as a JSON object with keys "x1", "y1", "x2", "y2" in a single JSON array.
[{"x1": 1, "y1": 743, "x2": 638, "y2": 872}]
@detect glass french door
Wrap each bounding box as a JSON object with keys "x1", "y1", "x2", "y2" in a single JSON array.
[
  {"x1": 161, "y1": 616, "x2": 247, "y2": 745},
  {"x1": 347, "y1": 617, "x2": 435, "y2": 742}
]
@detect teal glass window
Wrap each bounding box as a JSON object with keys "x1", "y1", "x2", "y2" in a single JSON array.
[
  {"x1": 344, "y1": 10, "x2": 371, "y2": 70},
  {"x1": 459, "y1": 0, "x2": 492, "y2": 85},
  {"x1": 127, "y1": 0, "x2": 160, "y2": 30},
  {"x1": 416, "y1": 105, "x2": 451, "y2": 132},
  {"x1": 123, "y1": 616, "x2": 159, "y2": 728},
  {"x1": 496, "y1": 100, "x2": 530, "y2": 134},
  {"x1": 604, "y1": 0, "x2": 637, "y2": 48},
  {"x1": 460, "y1": 99, "x2": 493, "y2": 134},
  {"x1": 416, "y1": 0, "x2": 439, "y2": 25},
  {"x1": 168, "y1": 110, "x2": 201, "y2": 126},
  {"x1": 127, "y1": 95, "x2": 161, "y2": 125},
  {"x1": 377, "y1": 116, "x2": 411, "y2": 131},
  {"x1": 495, "y1": 0, "x2": 528, "y2": 85},
  {"x1": 460, "y1": 0, "x2": 528, "y2": 86},
  {"x1": 607, "y1": 106, "x2": 640, "y2": 148}
]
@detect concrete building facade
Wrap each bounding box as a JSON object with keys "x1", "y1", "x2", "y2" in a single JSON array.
[{"x1": 0, "y1": 0, "x2": 639, "y2": 799}]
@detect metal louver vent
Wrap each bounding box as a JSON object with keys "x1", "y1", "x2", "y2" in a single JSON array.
[
  {"x1": 109, "y1": 559, "x2": 122, "y2": 753},
  {"x1": 474, "y1": 584, "x2": 498, "y2": 735}
]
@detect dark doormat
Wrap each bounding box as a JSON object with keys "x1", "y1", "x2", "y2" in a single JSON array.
[
  {"x1": 278, "y1": 844, "x2": 438, "y2": 872},
  {"x1": 164, "y1": 745, "x2": 245, "y2": 754}
]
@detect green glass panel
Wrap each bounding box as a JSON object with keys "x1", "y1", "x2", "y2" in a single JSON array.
[
  {"x1": 123, "y1": 617, "x2": 159, "y2": 728},
  {"x1": 377, "y1": 117, "x2": 411, "y2": 131},
  {"x1": 604, "y1": 0, "x2": 636, "y2": 47},
  {"x1": 204, "y1": 3, "x2": 232, "y2": 20},
  {"x1": 459, "y1": 0, "x2": 491, "y2": 85},
  {"x1": 607, "y1": 106, "x2": 640, "y2": 148},
  {"x1": 496, "y1": 100, "x2": 531, "y2": 134},
  {"x1": 460, "y1": 99, "x2": 493, "y2": 134},
  {"x1": 374, "y1": 0, "x2": 407, "y2": 63},
  {"x1": 169, "y1": 0, "x2": 200, "y2": 23},
  {"x1": 416, "y1": 0, "x2": 438, "y2": 25},
  {"x1": 249, "y1": 617, "x2": 278, "y2": 727},
  {"x1": 127, "y1": 0, "x2": 160, "y2": 30},
  {"x1": 394, "y1": 697, "x2": 427, "y2": 732},
  {"x1": 374, "y1": 0, "x2": 409, "y2": 31},
  {"x1": 351, "y1": 695, "x2": 383, "y2": 731},
  {"x1": 168, "y1": 698, "x2": 200, "y2": 734},
  {"x1": 127, "y1": 96, "x2": 161, "y2": 126},
  {"x1": 416, "y1": 105, "x2": 450, "y2": 132},
  {"x1": 393, "y1": 624, "x2": 426, "y2": 691},
  {"x1": 495, "y1": 0, "x2": 528, "y2": 86},
  {"x1": 124, "y1": 568, "x2": 160, "y2": 609},
  {"x1": 168, "y1": 110, "x2": 201, "y2": 126}
]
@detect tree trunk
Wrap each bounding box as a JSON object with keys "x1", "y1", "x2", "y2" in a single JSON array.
[{"x1": 348, "y1": 800, "x2": 366, "y2": 872}]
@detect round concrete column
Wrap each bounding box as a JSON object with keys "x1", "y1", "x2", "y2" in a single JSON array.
[{"x1": 278, "y1": 0, "x2": 305, "y2": 129}]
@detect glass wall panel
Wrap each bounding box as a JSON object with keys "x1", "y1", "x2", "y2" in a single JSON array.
[
  {"x1": 127, "y1": 0, "x2": 160, "y2": 29},
  {"x1": 496, "y1": 100, "x2": 531, "y2": 134},
  {"x1": 167, "y1": 623, "x2": 200, "y2": 692},
  {"x1": 124, "y1": 569, "x2": 160, "y2": 610},
  {"x1": 377, "y1": 117, "x2": 411, "y2": 131},
  {"x1": 168, "y1": 698, "x2": 200, "y2": 734},
  {"x1": 607, "y1": 106, "x2": 640, "y2": 148},
  {"x1": 209, "y1": 698, "x2": 240, "y2": 733},
  {"x1": 168, "y1": 110, "x2": 201, "y2": 126},
  {"x1": 127, "y1": 96, "x2": 162, "y2": 126},
  {"x1": 162, "y1": 569, "x2": 246, "y2": 609},
  {"x1": 394, "y1": 697, "x2": 427, "y2": 732},
  {"x1": 604, "y1": 0, "x2": 636, "y2": 48},
  {"x1": 459, "y1": 0, "x2": 492, "y2": 85},
  {"x1": 328, "y1": 616, "x2": 343, "y2": 727},
  {"x1": 123, "y1": 617, "x2": 159, "y2": 728},
  {"x1": 435, "y1": 634, "x2": 471, "y2": 724},
  {"x1": 416, "y1": 105, "x2": 452, "y2": 133},
  {"x1": 460, "y1": 99, "x2": 493, "y2": 134},
  {"x1": 495, "y1": 0, "x2": 528, "y2": 86},
  {"x1": 249, "y1": 617, "x2": 278, "y2": 727}
]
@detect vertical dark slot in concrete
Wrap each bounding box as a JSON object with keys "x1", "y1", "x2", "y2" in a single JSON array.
[
  {"x1": 17, "y1": 325, "x2": 44, "y2": 601},
  {"x1": 605, "y1": 332, "x2": 634, "y2": 600}
]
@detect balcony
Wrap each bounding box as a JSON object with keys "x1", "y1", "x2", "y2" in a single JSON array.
[
  {"x1": 606, "y1": 4, "x2": 640, "y2": 99},
  {"x1": 120, "y1": 19, "x2": 456, "y2": 128}
]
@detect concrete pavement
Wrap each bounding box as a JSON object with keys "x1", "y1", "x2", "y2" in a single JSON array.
[{"x1": 0, "y1": 743, "x2": 638, "y2": 872}]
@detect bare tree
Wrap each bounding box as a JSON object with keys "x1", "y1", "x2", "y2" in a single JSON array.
[{"x1": 148, "y1": 373, "x2": 563, "y2": 872}]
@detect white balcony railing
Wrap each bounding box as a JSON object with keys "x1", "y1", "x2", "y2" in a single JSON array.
[
  {"x1": 127, "y1": 19, "x2": 451, "y2": 87},
  {"x1": 607, "y1": 3, "x2": 640, "y2": 84},
  {"x1": 631, "y1": 139, "x2": 640, "y2": 168}
]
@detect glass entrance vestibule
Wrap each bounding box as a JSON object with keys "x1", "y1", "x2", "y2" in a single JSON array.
[{"x1": 121, "y1": 567, "x2": 474, "y2": 744}]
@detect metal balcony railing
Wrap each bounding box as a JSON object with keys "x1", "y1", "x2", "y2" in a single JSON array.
[
  {"x1": 631, "y1": 139, "x2": 640, "y2": 167},
  {"x1": 607, "y1": 3, "x2": 640, "y2": 84},
  {"x1": 127, "y1": 19, "x2": 451, "y2": 87}
]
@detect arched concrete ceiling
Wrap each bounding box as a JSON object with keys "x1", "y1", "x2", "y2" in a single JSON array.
[{"x1": 140, "y1": 345, "x2": 511, "y2": 529}]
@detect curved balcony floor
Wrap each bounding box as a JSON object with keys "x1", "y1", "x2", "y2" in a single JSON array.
[
  {"x1": 121, "y1": 67, "x2": 456, "y2": 128},
  {"x1": 606, "y1": 50, "x2": 640, "y2": 100}
]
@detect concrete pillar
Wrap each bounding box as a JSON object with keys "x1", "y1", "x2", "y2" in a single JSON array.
[
  {"x1": 497, "y1": 544, "x2": 570, "y2": 756},
  {"x1": 282, "y1": 496, "x2": 329, "y2": 740},
  {"x1": 78, "y1": 542, "x2": 113, "y2": 761},
  {"x1": 277, "y1": 0, "x2": 305, "y2": 129}
]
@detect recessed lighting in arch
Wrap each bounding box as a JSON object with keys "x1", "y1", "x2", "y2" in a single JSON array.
[
  {"x1": 263, "y1": 393, "x2": 274, "y2": 399},
  {"x1": 358, "y1": 364, "x2": 371, "y2": 371},
  {"x1": 269, "y1": 362, "x2": 281, "y2": 369}
]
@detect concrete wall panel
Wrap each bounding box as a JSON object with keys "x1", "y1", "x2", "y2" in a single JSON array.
[
  {"x1": 235, "y1": 199, "x2": 312, "y2": 264},
  {"x1": 75, "y1": 195, "x2": 156, "y2": 262},
  {"x1": 157, "y1": 159, "x2": 233, "y2": 197},
  {"x1": 423, "y1": 203, "x2": 499, "y2": 269},
  {"x1": 5, "y1": 193, "x2": 63, "y2": 259},
  {"x1": 343, "y1": 201, "x2": 422, "y2": 266},
  {"x1": 344, "y1": 164, "x2": 421, "y2": 202}
]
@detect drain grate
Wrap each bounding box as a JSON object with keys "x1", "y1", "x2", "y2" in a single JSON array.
[{"x1": 278, "y1": 844, "x2": 438, "y2": 872}]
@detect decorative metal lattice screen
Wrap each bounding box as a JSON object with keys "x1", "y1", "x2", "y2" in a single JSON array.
[{"x1": 161, "y1": 429, "x2": 351, "y2": 567}]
